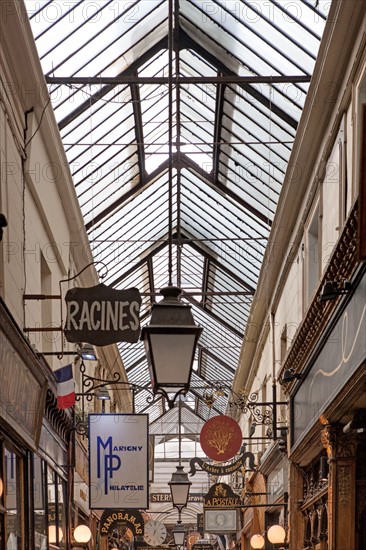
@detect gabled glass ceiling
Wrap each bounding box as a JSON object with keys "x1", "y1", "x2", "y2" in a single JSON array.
[{"x1": 26, "y1": 0, "x2": 330, "y2": 423}]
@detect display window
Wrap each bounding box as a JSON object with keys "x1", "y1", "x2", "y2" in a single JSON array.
[
  {"x1": 47, "y1": 466, "x2": 67, "y2": 549},
  {"x1": 5, "y1": 446, "x2": 23, "y2": 549},
  {"x1": 33, "y1": 455, "x2": 47, "y2": 550}
]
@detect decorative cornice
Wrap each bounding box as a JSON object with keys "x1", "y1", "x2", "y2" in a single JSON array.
[{"x1": 321, "y1": 424, "x2": 357, "y2": 461}]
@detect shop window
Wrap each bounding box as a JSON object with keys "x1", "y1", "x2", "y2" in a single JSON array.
[
  {"x1": 5, "y1": 447, "x2": 22, "y2": 549},
  {"x1": 47, "y1": 467, "x2": 67, "y2": 549},
  {"x1": 322, "y1": 119, "x2": 346, "y2": 265},
  {"x1": 33, "y1": 455, "x2": 47, "y2": 550},
  {"x1": 304, "y1": 200, "x2": 320, "y2": 308},
  {"x1": 264, "y1": 511, "x2": 281, "y2": 550}
]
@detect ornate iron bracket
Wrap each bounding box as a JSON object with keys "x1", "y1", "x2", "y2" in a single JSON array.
[
  {"x1": 74, "y1": 359, "x2": 156, "y2": 434},
  {"x1": 228, "y1": 381, "x2": 288, "y2": 440}
]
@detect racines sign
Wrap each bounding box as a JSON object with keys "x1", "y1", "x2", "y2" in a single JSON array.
[{"x1": 64, "y1": 283, "x2": 141, "y2": 345}]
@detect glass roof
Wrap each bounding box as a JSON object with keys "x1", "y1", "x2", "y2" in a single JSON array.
[{"x1": 26, "y1": 0, "x2": 330, "y2": 423}]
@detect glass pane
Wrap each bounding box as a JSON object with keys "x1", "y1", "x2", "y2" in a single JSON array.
[
  {"x1": 57, "y1": 478, "x2": 66, "y2": 549},
  {"x1": 47, "y1": 469, "x2": 66, "y2": 548},
  {"x1": 5, "y1": 448, "x2": 20, "y2": 549},
  {"x1": 33, "y1": 456, "x2": 47, "y2": 550}
]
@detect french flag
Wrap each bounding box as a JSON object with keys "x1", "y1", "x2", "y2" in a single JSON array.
[{"x1": 54, "y1": 364, "x2": 75, "y2": 410}]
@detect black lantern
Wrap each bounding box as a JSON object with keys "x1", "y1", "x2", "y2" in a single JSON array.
[
  {"x1": 141, "y1": 286, "x2": 202, "y2": 408},
  {"x1": 168, "y1": 465, "x2": 192, "y2": 512},
  {"x1": 172, "y1": 521, "x2": 186, "y2": 548}
]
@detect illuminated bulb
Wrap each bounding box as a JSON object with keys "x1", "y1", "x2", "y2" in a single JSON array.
[
  {"x1": 74, "y1": 524, "x2": 92, "y2": 543},
  {"x1": 250, "y1": 534, "x2": 265, "y2": 549},
  {"x1": 0, "y1": 478, "x2": 3, "y2": 497},
  {"x1": 267, "y1": 524, "x2": 286, "y2": 544},
  {"x1": 48, "y1": 525, "x2": 63, "y2": 543}
]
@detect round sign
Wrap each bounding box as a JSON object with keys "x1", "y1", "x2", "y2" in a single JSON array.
[{"x1": 200, "y1": 415, "x2": 242, "y2": 462}]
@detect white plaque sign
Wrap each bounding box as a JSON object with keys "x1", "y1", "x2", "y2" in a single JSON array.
[{"x1": 89, "y1": 414, "x2": 149, "y2": 509}]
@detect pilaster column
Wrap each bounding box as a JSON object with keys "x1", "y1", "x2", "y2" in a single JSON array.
[
  {"x1": 289, "y1": 461, "x2": 304, "y2": 549},
  {"x1": 321, "y1": 424, "x2": 357, "y2": 550}
]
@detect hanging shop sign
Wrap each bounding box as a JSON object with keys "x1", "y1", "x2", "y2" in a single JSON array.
[
  {"x1": 200, "y1": 415, "x2": 242, "y2": 461},
  {"x1": 150, "y1": 492, "x2": 203, "y2": 503},
  {"x1": 64, "y1": 284, "x2": 141, "y2": 345},
  {"x1": 189, "y1": 448, "x2": 255, "y2": 477},
  {"x1": 89, "y1": 414, "x2": 149, "y2": 509},
  {"x1": 100, "y1": 508, "x2": 144, "y2": 536},
  {"x1": 203, "y1": 483, "x2": 241, "y2": 508},
  {"x1": 203, "y1": 484, "x2": 241, "y2": 532},
  {"x1": 203, "y1": 509, "x2": 239, "y2": 534}
]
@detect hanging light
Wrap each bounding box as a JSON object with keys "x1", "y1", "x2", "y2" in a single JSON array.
[
  {"x1": 141, "y1": 286, "x2": 202, "y2": 408},
  {"x1": 0, "y1": 478, "x2": 3, "y2": 498},
  {"x1": 95, "y1": 387, "x2": 110, "y2": 400},
  {"x1": 173, "y1": 521, "x2": 186, "y2": 548},
  {"x1": 250, "y1": 534, "x2": 265, "y2": 549},
  {"x1": 74, "y1": 524, "x2": 92, "y2": 543},
  {"x1": 78, "y1": 343, "x2": 97, "y2": 361},
  {"x1": 168, "y1": 464, "x2": 192, "y2": 512},
  {"x1": 267, "y1": 524, "x2": 286, "y2": 544}
]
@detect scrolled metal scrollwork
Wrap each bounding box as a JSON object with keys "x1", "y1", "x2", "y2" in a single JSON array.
[
  {"x1": 229, "y1": 389, "x2": 274, "y2": 426},
  {"x1": 227, "y1": 381, "x2": 287, "y2": 439},
  {"x1": 74, "y1": 358, "x2": 157, "y2": 434}
]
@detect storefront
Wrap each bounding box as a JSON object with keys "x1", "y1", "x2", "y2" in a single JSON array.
[
  {"x1": 0, "y1": 298, "x2": 73, "y2": 548},
  {"x1": 290, "y1": 259, "x2": 366, "y2": 548}
]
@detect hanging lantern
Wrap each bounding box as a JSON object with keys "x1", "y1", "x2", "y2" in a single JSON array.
[{"x1": 141, "y1": 286, "x2": 202, "y2": 407}]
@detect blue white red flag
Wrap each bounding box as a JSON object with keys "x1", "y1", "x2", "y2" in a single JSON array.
[{"x1": 54, "y1": 364, "x2": 75, "y2": 409}]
